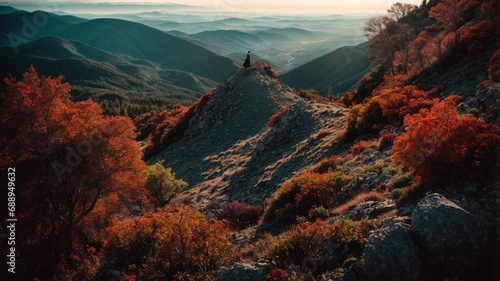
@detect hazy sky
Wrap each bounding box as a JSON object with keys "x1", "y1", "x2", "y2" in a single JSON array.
[{"x1": 23, "y1": 0, "x2": 424, "y2": 14}]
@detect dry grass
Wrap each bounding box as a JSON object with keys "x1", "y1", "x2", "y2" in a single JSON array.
[
  {"x1": 330, "y1": 191, "x2": 386, "y2": 216},
  {"x1": 232, "y1": 235, "x2": 274, "y2": 262}
]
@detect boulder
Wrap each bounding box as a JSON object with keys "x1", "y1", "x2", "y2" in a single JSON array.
[
  {"x1": 411, "y1": 193, "x2": 490, "y2": 271},
  {"x1": 349, "y1": 201, "x2": 396, "y2": 220},
  {"x1": 216, "y1": 262, "x2": 265, "y2": 281},
  {"x1": 363, "y1": 222, "x2": 421, "y2": 281}
]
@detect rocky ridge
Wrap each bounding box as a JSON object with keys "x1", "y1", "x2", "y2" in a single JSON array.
[{"x1": 149, "y1": 67, "x2": 348, "y2": 203}]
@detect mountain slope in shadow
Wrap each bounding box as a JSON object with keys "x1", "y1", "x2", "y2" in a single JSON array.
[
  {"x1": 280, "y1": 42, "x2": 371, "y2": 96},
  {"x1": 57, "y1": 18, "x2": 239, "y2": 82}
]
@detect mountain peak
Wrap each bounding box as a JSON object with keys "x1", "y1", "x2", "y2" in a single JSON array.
[{"x1": 148, "y1": 66, "x2": 348, "y2": 203}]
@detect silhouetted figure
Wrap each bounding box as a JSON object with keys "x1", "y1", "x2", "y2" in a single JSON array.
[{"x1": 243, "y1": 51, "x2": 251, "y2": 68}]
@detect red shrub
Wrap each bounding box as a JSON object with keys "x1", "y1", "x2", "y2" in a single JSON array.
[
  {"x1": 105, "y1": 206, "x2": 233, "y2": 280},
  {"x1": 218, "y1": 202, "x2": 262, "y2": 229},
  {"x1": 376, "y1": 85, "x2": 438, "y2": 121},
  {"x1": 348, "y1": 139, "x2": 377, "y2": 155},
  {"x1": 458, "y1": 19, "x2": 496, "y2": 56},
  {"x1": 391, "y1": 99, "x2": 500, "y2": 184},
  {"x1": 480, "y1": 80, "x2": 492, "y2": 88},
  {"x1": 312, "y1": 155, "x2": 340, "y2": 174},
  {"x1": 490, "y1": 48, "x2": 500, "y2": 82},
  {"x1": 268, "y1": 106, "x2": 288, "y2": 127},
  {"x1": 266, "y1": 269, "x2": 289, "y2": 281},
  {"x1": 145, "y1": 92, "x2": 212, "y2": 156},
  {"x1": 252, "y1": 61, "x2": 277, "y2": 78},
  {"x1": 379, "y1": 133, "x2": 398, "y2": 150}
]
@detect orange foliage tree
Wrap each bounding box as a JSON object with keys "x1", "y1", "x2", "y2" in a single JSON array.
[
  {"x1": 0, "y1": 66, "x2": 147, "y2": 279},
  {"x1": 429, "y1": 0, "x2": 461, "y2": 46},
  {"x1": 391, "y1": 98, "x2": 500, "y2": 184}
]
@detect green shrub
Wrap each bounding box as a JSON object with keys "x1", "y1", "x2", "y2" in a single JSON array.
[
  {"x1": 389, "y1": 172, "x2": 413, "y2": 189},
  {"x1": 264, "y1": 172, "x2": 344, "y2": 222},
  {"x1": 312, "y1": 156, "x2": 340, "y2": 174},
  {"x1": 267, "y1": 219, "x2": 379, "y2": 275},
  {"x1": 308, "y1": 206, "x2": 329, "y2": 221}
]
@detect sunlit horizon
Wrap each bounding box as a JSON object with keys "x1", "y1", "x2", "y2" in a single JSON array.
[{"x1": 2, "y1": 0, "x2": 424, "y2": 15}]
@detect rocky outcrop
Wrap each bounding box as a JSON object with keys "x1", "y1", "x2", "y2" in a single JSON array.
[
  {"x1": 216, "y1": 262, "x2": 265, "y2": 281},
  {"x1": 363, "y1": 222, "x2": 421, "y2": 281},
  {"x1": 411, "y1": 193, "x2": 491, "y2": 271},
  {"x1": 457, "y1": 86, "x2": 500, "y2": 125}
]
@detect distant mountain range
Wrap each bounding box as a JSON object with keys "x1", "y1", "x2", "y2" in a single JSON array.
[
  {"x1": 0, "y1": 5, "x2": 371, "y2": 113},
  {"x1": 0, "y1": 8, "x2": 240, "y2": 116},
  {"x1": 280, "y1": 42, "x2": 371, "y2": 96}
]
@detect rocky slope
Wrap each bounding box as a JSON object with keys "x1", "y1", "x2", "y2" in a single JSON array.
[{"x1": 148, "y1": 67, "x2": 348, "y2": 204}]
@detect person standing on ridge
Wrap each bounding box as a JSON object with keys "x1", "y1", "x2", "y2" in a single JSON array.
[{"x1": 243, "y1": 51, "x2": 251, "y2": 68}]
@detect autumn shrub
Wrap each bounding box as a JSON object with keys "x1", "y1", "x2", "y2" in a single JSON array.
[
  {"x1": 312, "y1": 155, "x2": 340, "y2": 174},
  {"x1": 134, "y1": 105, "x2": 186, "y2": 141},
  {"x1": 267, "y1": 219, "x2": 379, "y2": 275},
  {"x1": 375, "y1": 86, "x2": 438, "y2": 121},
  {"x1": 348, "y1": 139, "x2": 378, "y2": 156},
  {"x1": 252, "y1": 61, "x2": 277, "y2": 78},
  {"x1": 218, "y1": 202, "x2": 263, "y2": 229},
  {"x1": 144, "y1": 92, "x2": 212, "y2": 156},
  {"x1": 105, "y1": 206, "x2": 233, "y2": 280},
  {"x1": 346, "y1": 84, "x2": 439, "y2": 135},
  {"x1": 361, "y1": 162, "x2": 388, "y2": 174},
  {"x1": 489, "y1": 48, "x2": 500, "y2": 82},
  {"x1": 457, "y1": 19, "x2": 496, "y2": 57},
  {"x1": 308, "y1": 206, "x2": 329, "y2": 221},
  {"x1": 392, "y1": 98, "x2": 500, "y2": 184},
  {"x1": 347, "y1": 66, "x2": 386, "y2": 105},
  {"x1": 295, "y1": 88, "x2": 328, "y2": 103},
  {"x1": 346, "y1": 100, "x2": 385, "y2": 134},
  {"x1": 264, "y1": 172, "x2": 346, "y2": 222},
  {"x1": 268, "y1": 106, "x2": 288, "y2": 127},
  {"x1": 144, "y1": 163, "x2": 188, "y2": 208},
  {"x1": 266, "y1": 269, "x2": 289, "y2": 281},
  {"x1": 389, "y1": 172, "x2": 414, "y2": 190},
  {"x1": 378, "y1": 133, "x2": 398, "y2": 150}
]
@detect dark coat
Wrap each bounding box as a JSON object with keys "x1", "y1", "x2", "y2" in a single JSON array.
[{"x1": 243, "y1": 54, "x2": 251, "y2": 67}]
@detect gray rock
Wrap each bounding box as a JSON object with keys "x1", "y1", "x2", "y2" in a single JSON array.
[
  {"x1": 363, "y1": 223, "x2": 421, "y2": 281},
  {"x1": 216, "y1": 262, "x2": 265, "y2": 281},
  {"x1": 411, "y1": 193, "x2": 490, "y2": 271},
  {"x1": 350, "y1": 201, "x2": 396, "y2": 220},
  {"x1": 391, "y1": 188, "x2": 400, "y2": 199}
]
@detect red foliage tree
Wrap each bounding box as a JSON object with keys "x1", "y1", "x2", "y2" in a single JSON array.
[
  {"x1": 0, "y1": 66, "x2": 147, "y2": 279},
  {"x1": 429, "y1": 0, "x2": 461, "y2": 38},
  {"x1": 391, "y1": 98, "x2": 500, "y2": 184}
]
